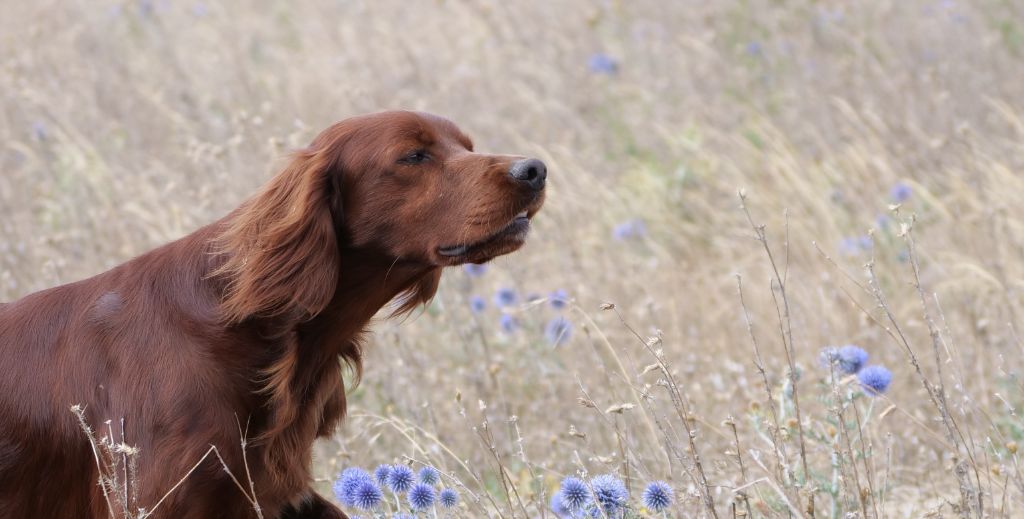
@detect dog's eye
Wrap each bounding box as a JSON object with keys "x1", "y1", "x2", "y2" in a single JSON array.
[{"x1": 398, "y1": 150, "x2": 431, "y2": 165}]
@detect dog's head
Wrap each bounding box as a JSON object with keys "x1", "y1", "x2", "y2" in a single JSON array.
[{"x1": 215, "y1": 111, "x2": 546, "y2": 322}]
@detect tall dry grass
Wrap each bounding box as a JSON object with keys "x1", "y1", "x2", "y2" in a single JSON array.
[{"x1": 3, "y1": 1, "x2": 1024, "y2": 517}]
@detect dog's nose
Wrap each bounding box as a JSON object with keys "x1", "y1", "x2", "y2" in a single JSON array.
[{"x1": 508, "y1": 158, "x2": 547, "y2": 191}]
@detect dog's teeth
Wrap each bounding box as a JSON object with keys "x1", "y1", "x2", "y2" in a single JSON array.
[{"x1": 516, "y1": 211, "x2": 528, "y2": 218}]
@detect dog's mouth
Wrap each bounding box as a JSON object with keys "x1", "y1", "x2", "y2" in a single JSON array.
[{"x1": 438, "y1": 209, "x2": 533, "y2": 260}]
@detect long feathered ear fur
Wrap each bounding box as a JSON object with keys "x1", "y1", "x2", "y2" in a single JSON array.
[{"x1": 213, "y1": 141, "x2": 343, "y2": 324}]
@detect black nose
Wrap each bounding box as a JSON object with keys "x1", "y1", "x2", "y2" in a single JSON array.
[{"x1": 508, "y1": 158, "x2": 547, "y2": 190}]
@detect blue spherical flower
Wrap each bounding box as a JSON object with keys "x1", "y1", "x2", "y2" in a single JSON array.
[
  {"x1": 859, "y1": 236, "x2": 874, "y2": 252},
  {"x1": 839, "y1": 237, "x2": 861, "y2": 256},
  {"x1": 352, "y1": 480, "x2": 383, "y2": 510},
  {"x1": 876, "y1": 214, "x2": 891, "y2": 231},
  {"x1": 559, "y1": 477, "x2": 590, "y2": 511},
  {"x1": 387, "y1": 465, "x2": 415, "y2": 493},
  {"x1": 642, "y1": 481, "x2": 674, "y2": 512},
  {"x1": 612, "y1": 218, "x2": 646, "y2": 240},
  {"x1": 407, "y1": 483, "x2": 436, "y2": 510},
  {"x1": 890, "y1": 181, "x2": 912, "y2": 203},
  {"x1": 494, "y1": 287, "x2": 517, "y2": 307},
  {"x1": 837, "y1": 345, "x2": 869, "y2": 374},
  {"x1": 469, "y1": 295, "x2": 486, "y2": 314},
  {"x1": 858, "y1": 365, "x2": 892, "y2": 395},
  {"x1": 334, "y1": 468, "x2": 372, "y2": 507},
  {"x1": 545, "y1": 316, "x2": 573, "y2": 346},
  {"x1": 746, "y1": 41, "x2": 763, "y2": 56},
  {"x1": 550, "y1": 289, "x2": 569, "y2": 310},
  {"x1": 590, "y1": 474, "x2": 628, "y2": 514},
  {"x1": 550, "y1": 491, "x2": 572, "y2": 517},
  {"x1": 463, "y1": 263, "x2": 488, "y2": 277},
  {"x1": 499, "y1": 313, "x2": 519, "y2": 333},
  {"x1": 439, "y1": 488, "x2": 459, "y2": 508},
  {"x1": 373, "y1": 464, "x2": 391, "y2": 486},
  {"x1": 418, "y1": 466, "x2": 440, "y2": 485},
  {"x1": 588, "y1": 53, "x2": 618, "y2": 75},
  {"x1": 820, "y1": 345, "x2": 869, "y2": 375}
]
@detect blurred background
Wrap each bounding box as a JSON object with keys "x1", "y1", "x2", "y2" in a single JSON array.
[{"x1": 3, "y1": 1, "x2": 1024, "y2": 517}]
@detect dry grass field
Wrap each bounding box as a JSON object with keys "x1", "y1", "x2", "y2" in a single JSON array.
[{"x1": 3, "y1": 1, "x2": 1024, "y2": 517}]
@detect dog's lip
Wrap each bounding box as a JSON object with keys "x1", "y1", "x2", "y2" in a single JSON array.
[{"x1": 438, "y1": 210, "x2": 531, "y2": 257}]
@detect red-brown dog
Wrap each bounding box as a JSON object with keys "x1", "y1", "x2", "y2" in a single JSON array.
[{"x1": 0, "y1": 111, "x2": 546, "y2": 518}]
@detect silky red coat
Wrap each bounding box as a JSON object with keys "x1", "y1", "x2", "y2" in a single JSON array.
[{"x1": 0, "y1": 111, "x2": 545, "y2": 518}]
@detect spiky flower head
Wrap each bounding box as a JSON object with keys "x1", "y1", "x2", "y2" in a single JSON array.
[
  {"x1": 820, "y1": 345, "x2": 868, "y2": 375},
  {"x1": 352, "y1": 480, "x2": 383, "y2": 511},
  {"x1": 499, "y1": 313, "x2": 519, "y2": 333},
  {"x1": 590, "y1": 474, "x2": 628, "y2": 514},
  {"x1": 407, "y1": 483, "x2": 436, "y2": 510},
  {"x1": 373, "y1": 464, "x2": 391, "y2": 486},
  {"x1": 612, "y1": 218, "x2": 646, "y2": 240},
  {"x1": 418, "y1": 466, "x2": 440, "y2": 486},
  {"x1": 858, "y1": 365, "x2": 893, "y2": 395},
  {"x1": 642, "y1": 481, "x2": 674, "y2": 512},
  {"x1": 890, "y1": 181, "x2": 912, "y2": 202},
  {"x1": 588, "y1": 53, "x2": 618, "y2": 75},
  {"x1": 559, "y1": 477, "x2": 590, "y2": 511},
  {"x1": 333, "y1": 468, "x2": 372, "y2": 508},
  {"x1": 550, "y1": 289, "x2": 569, "y2": 310},
  {"x1": 439, "y1": 488, "x2": 459, "y2": 509},
  {"x1": 545, "y1": 316, "x2": 573, "y2": 346},
  {"x1": 469, "y1": 295, "x2": 486, "y2": 314},
  {"x1": 550, "y1": 491, "x2": 572, "y2": 517},
  {"x1": 494, "y1": 287, "x2": 517, "y2": 307},
  {"x1": 387, "y1": 465, "x2": 415, "y2": 493},
  {"x1": 463, "y1": 263, "x2": 488, "y2": 277}
]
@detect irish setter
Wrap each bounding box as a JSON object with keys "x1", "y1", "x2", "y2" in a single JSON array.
[{"x1": 0, "y1": 111, "x2": 546, "y2": 518}]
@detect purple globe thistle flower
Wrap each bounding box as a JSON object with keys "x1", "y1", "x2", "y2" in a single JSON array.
[
  {"x1": 545, "y1": 316, "x2": 573, "y2": 346},
  {"x1": 439, "y1": 488, "x2": 459, "y2": 509},
  {"x1": 590, "y1": 474, "x2": 628, "y2": 515},
  {"x1": 387, "y1": 465, "x2": 415, "y2": 494},
  {"x1": 352, "y1": 480, "x2": 383, "y2": 510},
  {"x1": 837, "y1": 345, "x2": 869, "y2": 374},
  {"x1": 587, "y1": 53, "x2": 618, "y2": 75},
  {"x1": 407, "y1": 483, "x2": 436, "y2": 510},
  {"x1": 334, "y1": 468, "x2": 372, "y2": 507},
  {"x1": 463, "y1": 263, "x2": 487, "y2": 277},
  {"x1": 469, "y1": 295, "x2": 486, "y2": 314},
  {"x1": 642, "y1": 481, "x2": 674, "y2": 512},
  {"x1": 820, "y1": 345, "x2": 869, "y2": 375},
  {"x1": 875, "y1": 214, "x2": 891, "y2": 231},
  {"x1": 839, "y1": 237, "x2": 861, "y2": 256},
  {"x1": 746, "y1": 41, "x2": 763, "y2": 56},
  {"x1": 612, "y1": 218, "x2": 647, "y2": 241},
  {"x1": 559, "y1": 477, "x2": 590, "y2": 511},
  {"x1": 499, "y1": 313, "x2": 519, "y2": 333},
  {"x1": 550, "y1": 491, "x2": 572, "y2": 517},
  {"x1": 890, "y1": 182, "x2": 912, "y2": 203},
  {"x1": 550, "y1": 289, "x2": 569, "y2": 310},
  {"x1": 858, "y1": 365, "x2": 892, "y2": 395},
  {"x1": 373, "y1": 464, "x2": 391, "y2": 486},
  {"x1": 858, "y1": 235, "x2": 874, "y2": 251},
  {"x1": 494, "y1": 287, "x2": 517, "y2": 307},
  {"x1": 418, "y1": 466, "x2": 440, "y2": 486}
]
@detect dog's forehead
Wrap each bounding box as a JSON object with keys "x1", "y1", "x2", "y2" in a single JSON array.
[{"x1": 401, "y1": 112, "x2": 473, "y2": 150}]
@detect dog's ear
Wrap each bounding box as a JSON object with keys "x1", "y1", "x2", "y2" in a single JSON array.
[{"x1": 213, "y1": 131, "x2": 348, "y2": 324}]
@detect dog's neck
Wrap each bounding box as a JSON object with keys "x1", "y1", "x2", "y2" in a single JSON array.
[{"x1": 300, "y1": 247, "x2": 440, "y2": 353}]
